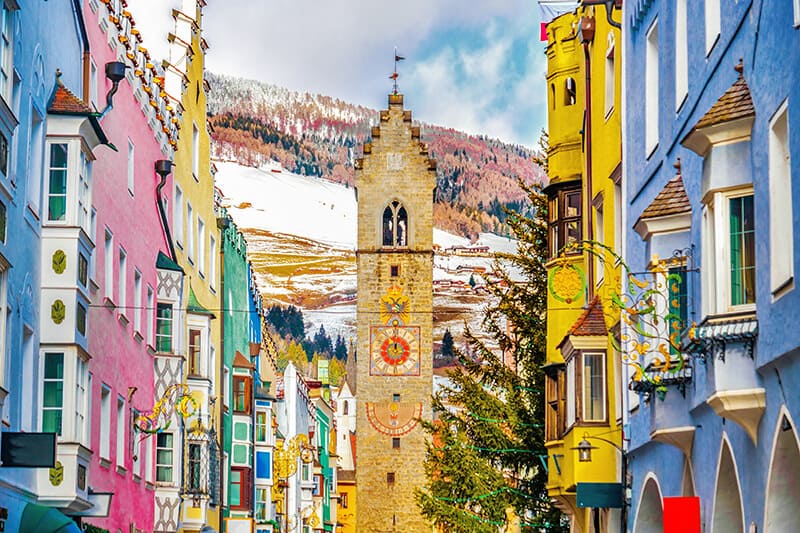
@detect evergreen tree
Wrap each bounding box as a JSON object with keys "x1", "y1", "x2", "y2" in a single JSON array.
[
  {"x1": 440, "y1": 329, "x2": 455, "y2": 359},
  {"x1": 334, "y1": 335, "x2": 348, "y2": 361},
  {"x1": 313, "y1": 324, "x2": 333, "y2": 356},
  {"x1": 416, "y1": 178, "x2": 566, "y2": 532}
]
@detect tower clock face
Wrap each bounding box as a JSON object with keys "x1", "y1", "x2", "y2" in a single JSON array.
[{"x1": 370, "y1": 325, "x2": 420, "y2": 376}]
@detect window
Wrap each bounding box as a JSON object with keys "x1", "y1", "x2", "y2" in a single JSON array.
[
  {"x1": 42, "y1": 353, "x2": 64, "y2": 435},
  {"x1": 174, "y1": 185, "x2": 183, "y2": 245},
  {"x1": 255, "y1": 487, "x2": 268, "y2": 521},
  {"x1": 156, "y1": 433, "x2": 173, "y2": 482},
  {"x1": 675, "y1": 0, "x2": 688, "y2": 109},
  {"x1": 100, "y1": 385, "x2": 111, "y2": 459},
  {"x1": 668, "y1": 267, "x2": 688, "y2": 355},
  {"x1": 0, "y1": 5, "x2": 13, "y2": 102},
  {"x1": 548, "y1": 186, "x2": 582, "y2": 258},
  {"x1": 390, "y1": 265, "x2": 399, "y2": 277},
  {"x1": 382, "y1": 201, "x2": 408, "y2": 247},
  {"x1": 116, "y1": 396, "x2": 125, "y2": 467},
  {"x1": 133, "y1": 269, "x2": 142, "y2": 334},
  {"x1": 564, "y1": 77, "x2": 576, "y2": 106},
  {"x1": 795, "y1": 0, "x2": 800, "y2": 27},
  {"x1": 192, "y1": 122, "x2": 200, "y2": 178},
  {"x1": 27, "y1": 110, "x2": 44, "y2": 213},
  {"x1": 582, "y1": 353, "x2": 606, "y2": 422},
  {"x1": 0, "y1": 260, "x2": 7, "y2": 388},
  {"x1": 78, "y1": 253, "x2": 88, "y2": 288},
  {"x1": 645, "y1": 20, "x2": 659, "y2": 156},
  {"x1": 387, "y1": 472, "x2": 395, "y2": 485},
  {"x1": 104, "y1": 230, "x2": 113, "y2": 300},
  {"x1": 545, "y1": 371, "x2": 565, "y2": 441},
  {"x1": 566, "y1": 359, "x2": 576, "y2": 427},
  {"x1": 145, "y1": 434, "x2": 154, "y2": 483},
  {"x1": 223, "y1": 365, "x2": 230, "y2": 408},
  {"x1": 77, "y1": 152, "x2": 90, "y2": 233},
  {"x1": 187, "y1": 202, "x2": 194, "y2": 261},
  {"x1": 188, "y1": 443, "x2": 202, "y2": 490},
  {"x1": 90, "y1": 59, "x2": 98, "y2": 110},
  {"x1": 118, "y1": 248, "x2": 127, "y2": 314},
  {"x1": 550, "y1": 83, "x2": 556, "y2": 109},
  {"x1": 132, "y1": 409, "x2": 141, "y2": 477},
  {"x1": 729, "y1": 195, "x2": 755, "y2": 306},
  {"x1": 156, "y1": 303, "x2": 173, "y2": 352},
  {"x1": 256, "y1": 411, "x2": 267, "y2": 442},
  {"x1": 233, "y1": 376, "x2": 251, "y2": 413},
  {"x1": 392, "y1": 437, "x2": 400, "y2": 449},
  {"x1": 197, "y1": 217, "x2": 205, "y2": 276},
  {"x1": 127, "y1": 138, "x2": 135, "y2": 195},
  {"x1": 594, "y1": 202, "x2": 605, "y2": 284},
  {"x1": 146, "y1": 286, "x2": 154, "y2": 346},
  {"x1": 343, "y1": 400, "x2": 349, "y2": 415},
  {"x1": 76, "y1": 302, "x2": 87, "y2": 336},
  {"x1": 769, "y1": 101, "x2": 793, "y2": 294},
  {"x1": 188, "y1": 328, "x2": 201, "y2": 375},
  {"x1": 392, "y1": 393, "x2": 400, "y2": 402},
  {"x1": 209, "y1": 234, "x2": 217, "y2": 288},
  {"x1": 90, "y1": 209, "x2": 97, "y2": 278},
  {"x1": 705, "y1": 0, "x2": 720, "y2": 54},
  {"x1": 341, "y1": 492, "x2": 348, "y2": 508},
  {"x1": 230, "y1": 467, "x2": 250, "y2": 509},
  {"x1": 47, "y1": 143, "x2": 68, "y2": 221},
  {"x1": 604, "y1": 32, "x2": 615, "y2": 116}
]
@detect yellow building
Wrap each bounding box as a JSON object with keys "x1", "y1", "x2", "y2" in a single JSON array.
[
  {"x1": 336, "y1": 470, "x2": 356, "y2": 533},
  {"x1": 163, "y1": 1, "x2": 223, "y2": 531},
  {"x1": 542, "y1": 4, "x2": 623, "y2": 532}
]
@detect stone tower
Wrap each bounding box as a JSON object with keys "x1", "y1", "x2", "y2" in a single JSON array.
[{"x1": 355, "y1": 93, "x2": 436, "y2": 532}]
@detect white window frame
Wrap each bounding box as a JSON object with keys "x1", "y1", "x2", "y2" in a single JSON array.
[
  {"x1": 769, "y1": 99, "x2": 793, "y2": 296},
  {"x1": 100, "y1": 385, "x2": 111, "y2": 460},
  {"x1": 174, "y1": 184, "x2": 183, "y2": 246},
  {"x1": 26, "y1": 109, "x2": 44, "y2": 214},
  {"x1": 645, "y1": 20, "x2": 659, "y2": 157},
  {"x1": 675, "y1": 0, "x2": 688, "y2": 110},
  {"x1": 702, "y1": 187, "x2": 756, "y2": 317},
  {"x1": 566, "y1": 358, "x2": 576, "y2": 428},
  {"x1": 705, "y1": 0, "x2": 720, "y2": 55},
  {"x1": 75, "y1": 356, "x2": 89, "y2": 445},
  {"x1": 0, "y1": 5, "x2": 13, "y2": 103},
  {"x1": 604, "y1": 32, "x2": 615, "y2": 117},
  {"x1": 223, "y1": 365, "x2": 230, "y2": 409},
  {"x1": 132, "y1": 409, "x2": 141, "y2": 478},
  {"x1": 582, "y1": 352, "x2": 607, "y2": 423},
  {"x1": 116, "y1": 395, "x2": 126, "y2": 469},
  {"x1": 146, "y1": 285, "x2": 155, "y2": 346},
  {"x1": 209, "y1": 234, "x2": 217, "y2": 289},
  {"x1": 89, "y1": 208, "x2": 97, "y2": 280},
  {"x1": 0, "y1": 257, "x2": 7, "y2": 391},
  {"x1": 187, "y1": 202, "x2": 194, "y2": 263},
  {"x1": 104, "y1": 229, "x2": 114, "y2": 301},
  {"x1": 156, "y1": 432, "x2": 174, "y2": 483},
  {"x1": 41, "y1": 352, "x2": 64, "y2": 436},
  {"x1": 90, "y1": 58, "x2": 98, "y2": 110},
  {"x1": 127, "y1": 138, "x2": 135, "y2": 195},
  {"x1": 118, "y1": 247, "x2": 127, "y2": 316},
  {"x1": 77, "y1": 151, "x2": 91, "y2": 234},
  {"x1": 133, "y1": 268, "x2": 142, "y2": 334},
  {"x1": 594, "y1": 202, "x2": 605, "y2": 286},
  {"x1": 145, "y1": 431, "x2": 154, "y2": 483},
  {"x1": 192, "y1": 122, "x2": 200, "y2": 179},
  {"x1": 197, "y1": 216, "x2": 205, "y2": 277},
  {"x1": 45, "y1": 142, "x2": 69, "y2": 223},
  {"x1": 795, "y1": 0, "x2": 800, "y2": 28}
]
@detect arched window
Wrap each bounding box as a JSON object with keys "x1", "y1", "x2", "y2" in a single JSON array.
[
  {"x1": 565, "y1": 77, "x2": 576, "y2": 106},
  {"x1": 382, "y1": 201, "x2": 408, "y2": 247}
]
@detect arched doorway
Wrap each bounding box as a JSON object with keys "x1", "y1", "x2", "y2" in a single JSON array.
[
  {"x1": 712, "y1": 438, "x2": 744, "y2": 533},
  {"x1": 765, "y1": 414, "x2": 800, "y2": 532},
  {"x1": 633, "y1": 476, "x2": 662, "y2": 533}
]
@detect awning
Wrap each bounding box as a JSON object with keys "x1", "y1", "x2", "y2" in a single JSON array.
[{"x1": 19, "y1": 503, "x2": 82, "y2": 533}]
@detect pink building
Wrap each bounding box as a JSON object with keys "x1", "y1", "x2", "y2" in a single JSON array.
[{"x1": 81, "y1": 1, "x2": 181, "y2": 530}]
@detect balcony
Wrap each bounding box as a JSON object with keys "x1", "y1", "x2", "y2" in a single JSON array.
[
  {"x1": 684, "y1": 313, "x2": 764, "y2": 443},
  {"x1": 36, "y1": 443, "x2": 93, "y2": 513}
]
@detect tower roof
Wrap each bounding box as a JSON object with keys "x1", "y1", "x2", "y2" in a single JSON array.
[
  {"x1": 637, "y1": 175, "x2": 691, "y2": 222},
  {"x1": 693, "y1": 74, "x2": 754, "y2": 130},
  {"x1": 567, "y1": 296, "x2": 607, "y2": 337},
  {"x1": 48, "y1": 74, "x2": 94, "y2": 116}
]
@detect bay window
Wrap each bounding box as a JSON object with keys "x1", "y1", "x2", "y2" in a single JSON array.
[
  {"x1": 47, "y1": 144, "x2": 68, "y2": 221},
  {"x1": 188, "y1": 328, "x2": 201, "y2": 376},
  {"x1": 41, "y1": 351, "x2": 90, "y2": 443},
  {"x1": 42, "y1": 353, "x2": 64, "y2": 435},
  {"x1": 45, "y1": 140, "x2": 93, "y2": 228},
  {"x1": 188, "y1": 442, "x2": 202, "y2": 490},
  {"x1": 582, "y1": 353, "x2": 606, "y2": 422},
  {"x1": 548, "y1": 184, "x2": 582, "y2": 258}
]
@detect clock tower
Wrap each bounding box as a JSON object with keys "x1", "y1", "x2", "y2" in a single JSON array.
[{"x1": 355, "y1": 92, "x2": 436, "y2": 532}]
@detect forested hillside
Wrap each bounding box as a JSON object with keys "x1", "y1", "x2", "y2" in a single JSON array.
[{"x1": 207, "y1": 72, "x2": 546, "y2": 239}]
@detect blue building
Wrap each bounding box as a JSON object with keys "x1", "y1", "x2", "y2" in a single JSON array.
[
  {"x1": 0, "y1": 1, "x2": 91, "y2": 530},
  {"x1": 623, "y1": 0, "x2": 800, "y2": 531}
]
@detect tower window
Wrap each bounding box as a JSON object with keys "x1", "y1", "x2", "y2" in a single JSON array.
[
  {"x1": 392, "y1": 437, "x2": 400, "y2": 449},
  {"x1": 565, "y1": 77, "x2": 576, "y2": 106},
  {"x1": 382, "y1": 201, "x2": 408, "y2": 247},
  {"x1": 387, "y1": 472, "x2": 395, "y2": 484},
  {"x1": 390, "y1": 265, "x2": 399, "y2": 277},
  {"x1": 392, "y1": 393, "x2": 400, "y2": 402}
]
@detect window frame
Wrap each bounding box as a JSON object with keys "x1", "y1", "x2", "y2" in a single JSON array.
[
  {"x1": 229, "y1": 466, "x2": 251, "y2": 510},
  {"x1": 381, "y1": 201, "x2": 408, "y2": 248},
  {"x1": 232, "y1": 375, "x2": 251, "y2": 414},
  {"x1": 46, "y1": 142, "x2": 69, "y2": 222},
  {"x1": 675, "y1": 0, "x2": 688, "y2": 110},
  {"x1": 155, "y1": 432, "x2": 174, "y2": 483},
  {"x1": 768, "y1": 99, "x2": 793, "y2": 296},
  {"x1": 187, "y1": 442, "x2": 202, "y2": 491},
  {"x1": 604, "y1": 32, "x2": 615, "y2": 117},
  {"x1": 255, "y1": 411, "x2": 268, "y2": 443},
  {"x1": 100, "y1": 385, "x2": 111, "y2": 460},
  {"x1": 155, "y1": 302, "x2": 173, "y2": 353},
  {"x1": 705, "y1": 0, "x2": 721, "y2": 55},
  {"x1": 188, "y1": 327, "x2": 202, "y2": 376},
  {"x1": 174, "y1": 184, "x2": 183, "y2": 246},
  {"x1": 127, "y1": 138, "x2": 135, "y2": 195},
  {"x1": 42, "y1": 352, "x2": 65, "y2": 435},
  {"x1": 581, "y1": 352, "x2": 607, "y2": 423},
  {"x1": 118, "y1": 247, "x2": 127, "y2": 317},
  {"x1": 547, "y1": 184, "x2": 582, "y2": 259},
  {"x1": 645, "y1": 19, "x2": 660, "y2": 157},
  {"x1": 116, "y1": 395, "x2": 126, "y2": 469}
]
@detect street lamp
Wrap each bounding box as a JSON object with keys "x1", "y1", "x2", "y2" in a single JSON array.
[{"x1": 571, "y1": 432, "x2": 628, "y2": 533}]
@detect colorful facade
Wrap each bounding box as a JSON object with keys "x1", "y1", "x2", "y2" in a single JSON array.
[
  {"x1": 623, "y1": 1, "x2": 800, "y2": 531},
  {"x1": 541, "y1": 3, "x2": 623, "y2": 531}
]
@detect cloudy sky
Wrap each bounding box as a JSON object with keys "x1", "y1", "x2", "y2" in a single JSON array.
[{"x1": 130, "y1": 1, "x2": 548, "y2": 148}]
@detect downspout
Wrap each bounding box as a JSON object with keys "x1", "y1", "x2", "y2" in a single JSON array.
[
  {"x1": 155, "y1": 160, "x2": 178, "y2": 261},
  {"x1": 70, "y1": 0, "x2": 91, "y2": 103},
  {"x1": 218, "y1": 214, "x2": 228, "y2": 528},
  {"x1": 581, "y1": 15, "x2": 596, "y2": 298}
]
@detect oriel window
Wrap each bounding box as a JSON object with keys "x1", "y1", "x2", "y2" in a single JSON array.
[{"x1": 548, "y1": 185, "x2": 582, "y2": 258}]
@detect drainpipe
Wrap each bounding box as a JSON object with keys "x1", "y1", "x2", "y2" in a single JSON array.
[
  {"x1": 218, "y1": 214, "x2": 229, "y2": 527},
  {"x1": 99, "y1": 61, "x2": 127, "y2": 120},
  {"x1": 154, "y1": 160, "x2": 178, "y2": 261},
  {"x1": 581, "y1": 15, "x2": 596, "y2": 298}
]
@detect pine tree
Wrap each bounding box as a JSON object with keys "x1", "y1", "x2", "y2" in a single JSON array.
[
  {"x1": 416, "y1": 177, "x2": 567, "y2": 532},
  {"x1": 440, "y1": 329, "x2": 455, "y2": 359},
  {"x1": 334, "y1": 335, "x2": 348, "y2": 361}
]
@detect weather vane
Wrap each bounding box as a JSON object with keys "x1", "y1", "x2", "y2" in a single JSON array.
[{"x1": 390, "y1": 47, "x2": 405, "y2": 94}]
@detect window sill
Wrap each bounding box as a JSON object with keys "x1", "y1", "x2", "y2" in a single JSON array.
[
  {"x1": 116, "y1": 465, "x2": 127, "y2": 476},
  {"x1": 103, "y1": 296, "x2": 116, "y2": 310},
  {"x1": 771, "y1": 276, "x2": 794, "y2": 301},
  {"x1": 118, "y1": 313, "x2": 130, "y2": 326},
  {"x1": 99, "y1": 457, "x2": 111, "y2": 469},
  {"x1": 145, "y1": 481, "x2": 155, "y2": 491},
  {"x1": 89, "y1": 278, "x2": 100, "y2": 293},
  {"x1": 133, "y1": 473, "x2": 141, "y2": 483},
  {"x1": 134, "y1": 330, "x2": 144, "y2": 342}
]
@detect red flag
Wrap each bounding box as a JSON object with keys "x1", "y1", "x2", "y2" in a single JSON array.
[{"x1": 389, "y1": 72, "x2": 399, "y2": 80}]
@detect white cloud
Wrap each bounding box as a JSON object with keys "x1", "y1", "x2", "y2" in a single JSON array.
[{"x1": 129, "y1": 0, "x2": 546, "y2": 146}]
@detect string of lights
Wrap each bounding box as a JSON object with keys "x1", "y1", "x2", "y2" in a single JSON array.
[{"x1": 465, "y1": 412, "x2": 544, "y2": 427}]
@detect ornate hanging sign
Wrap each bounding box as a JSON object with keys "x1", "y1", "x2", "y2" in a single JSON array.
[{"x1": 134, "y1": 384, "x2": 198, "y2": 436}]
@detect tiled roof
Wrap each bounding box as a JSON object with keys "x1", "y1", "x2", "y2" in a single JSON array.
[
  {"x1": 694, "y1": 75, "x2": 754, "y2": 130},
  {"x1": 249, "y1": 342, "x2": 260, "y2": 357},
  {"x1": 233, "y1": 350, "x2": 255, "y2": 370},
  {"x1": 48, "y1": 81, "x2": 93, "y2": 115},
  {"x1": 638, "y1": 175, "x2": 691, "y2": 221},
  {"x1": 568, "y1": 296, "x2": 607, "y2": 337}
]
